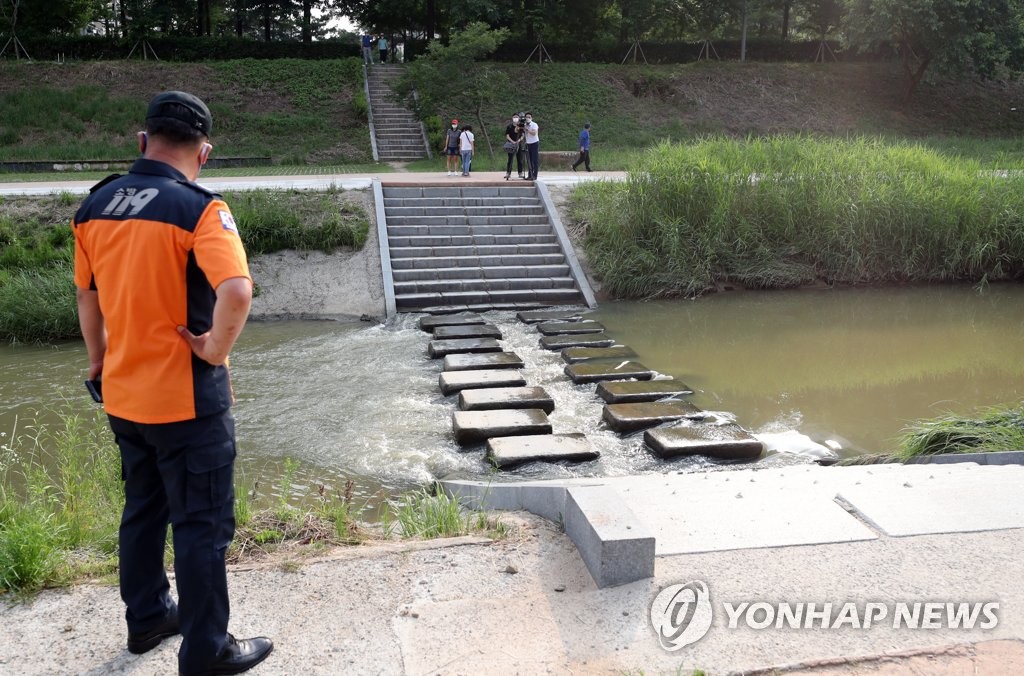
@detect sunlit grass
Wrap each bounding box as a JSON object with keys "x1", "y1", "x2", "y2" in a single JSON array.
[{"x1": 895, "y1": 404, "x2": 1024, "y2": 460}]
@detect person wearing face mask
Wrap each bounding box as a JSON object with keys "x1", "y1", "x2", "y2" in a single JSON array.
[
  {"x1": 71, "y1": 91, "x2": 273, "y2": 676},
  {"x1": 504, "y1": 113, "x2": 524, "y2": 180},
  {"x1": 524, "y1": 111, "x2": 540, "y2": 180},
  {"x1": 444, "y1": 118, "x2": 461, "y2": 176}
]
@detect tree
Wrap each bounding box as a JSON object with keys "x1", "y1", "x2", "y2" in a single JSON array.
[
  {"x1": 4, "y1": 0, "x2": 104, "y2": 36},
  {"x1": 394, "y1": 22, "x2": 509, "y2": 155},
  {"x1": 845, "y1": 0, "x2": 1022, "y2": 97}
]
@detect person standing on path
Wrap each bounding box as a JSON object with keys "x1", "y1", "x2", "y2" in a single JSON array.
[
  {"x1": 572, "y1": 122, "x2": 592, "y2": 172},
  {"x1": 378, "y1": 36, "x2": 389, "y2": 63},
  {"x1": 504, "y1": 113, "x2": 524, "y2": 180},
  {"x1": 361, "y1": 34, "x2": 373, "y2": 64},
  {"x1": 444, "y1": 118, "x2": 461, "y2": 176},
  {"x1": 459, "y1": 124, "x2": 475, "y2": 176},
  {"x1": 72, "y1": 91, "x2": 273, "y2": 676},
  {"x1": 524, "y1": 111, "x2": 540, "y2": 180}
]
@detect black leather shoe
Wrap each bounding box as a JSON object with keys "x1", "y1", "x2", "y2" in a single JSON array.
[
  {"x1": 188, "y1": 635, "x2": 274, "y2": 676},
  {"x1": 127, "y1": 610, "x2": 180, "y2": 654}
]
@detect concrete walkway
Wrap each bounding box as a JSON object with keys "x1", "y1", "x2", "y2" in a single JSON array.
[{"x1": 0, "y1": 170, "x2": 626, "y2": 196}]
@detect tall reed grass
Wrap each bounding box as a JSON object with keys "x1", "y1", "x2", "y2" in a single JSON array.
[
  {"x1": 570, "y1": 137, "x2": 1024, "y2": 297},
  {"x1": 894, "y1": 405, "x2": 1024, "y2": 460}
]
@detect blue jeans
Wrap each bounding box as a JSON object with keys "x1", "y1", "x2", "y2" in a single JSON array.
[{"x1": 461, "y1": 150, "x2": 472, "y2": 175}]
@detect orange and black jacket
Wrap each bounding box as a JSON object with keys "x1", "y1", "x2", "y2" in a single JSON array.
[{"x1": 72, "y1": 159, "x2": 251, "y2": 424}]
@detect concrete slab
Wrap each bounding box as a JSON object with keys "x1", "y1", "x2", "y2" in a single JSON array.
[
  {"x1": 486, "y1": 433, "x2": 599, "y2": 468},
  {"x1": 835, "y1": 464, "x2": 1024, "y2": 536},
  {"x1": 458, "y1": 386, "x2": 555, "y2": 413},
  {"x1": 452, "y1": 408, "x2": 552, "y2": 445},
  {"x1": 596, "y1": 379, "x2": 693, "y2": 403},
  {"x1": 540, "y1": 333, "x2": 615, "y2": 350},
  {"x1": 564, "y1": 360, "x2": 655, "y2": 385},
  {"x1": 644, "y1": 422, "x2": 764, "y2": 460},
  {"x1": 442, "y1": 352, "x2": 524, "y2": 372},
  {"x1": 432, "y1": 324, "x2": 502, "y2": 340},
  {"x1": 517, "y1": 309, "x2": 585, "y2": 323},
  {"x1": 536, "y1": 320, "x2": 605, "y2": 336},
  {"x1": 563, "y1": 486, "x2": 656, "y2": 587},
  {"x1": 907, "y1": 450, "x2": 1024, "y2": 466},
  {"x1": 602, "y1": 400, "x2": 706, "y2": 433},
  {"x1": 439, "y1": 369, "x2": 526, "y2": 395},
  {"x1": 418, "y1": 313, "x2": 484, "y2": 331},
  {"x1": 427, "y1": 337, "x2": 502, "y2": 359},
  {"x1": 561, "y1": 345, "x2": 637, "y2": 363}
]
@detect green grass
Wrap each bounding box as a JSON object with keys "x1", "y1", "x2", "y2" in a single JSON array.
[
  {"x1": 894, "y1": 404, "x2": 1024, "y2": 460},
  {"x1": 570, "y1": 136, "x2": 1024, "y2": 298},
  {"x1": 0, "y1": 189, "x2": 371, "y2": 343},
  {"x1": 383, "y1": 485, "x2": 506, "y2": 540}
]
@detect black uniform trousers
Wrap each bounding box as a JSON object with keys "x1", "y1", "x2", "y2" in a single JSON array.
[{"x1": 110, "y1": 409, "x2": 236, "y2": 675}]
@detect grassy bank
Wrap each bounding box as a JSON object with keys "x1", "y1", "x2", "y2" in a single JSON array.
[
  {"x1": 0, "y1": 407, "x2": 503, "y2": 594},
  {"x1": 0, "y1": 189, "x2": 371, "y2": 343},
  {"x1": 894, "y1": 404, "x2": 1024, "y2": 461},
  {"x1": 570, "y1": 137, "x2": 1024, "y2": 298}
]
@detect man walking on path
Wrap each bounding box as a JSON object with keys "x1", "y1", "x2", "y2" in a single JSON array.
[
  {"x1": 444, "y1": 118, "x2": 461, "y2": 176},
  {"x1": 361, "y1": 34, "x2": 373, "y2": 64},
  {"x1": 572, "y1": 122, "x2": 592, "y2": 172},
  {"x1": 524, "y1": 111, "x2": 540, "y2": 180},
  {"x1": 72, "y1": 91, "x2": 272, "y2": 676}
]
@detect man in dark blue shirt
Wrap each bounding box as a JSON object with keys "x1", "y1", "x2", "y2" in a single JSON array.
[{"x1": 572, "y1": 123, "x2": 592, "y2": 172}]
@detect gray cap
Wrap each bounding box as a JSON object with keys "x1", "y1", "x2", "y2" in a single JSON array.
[{"x1": 146, "y1": 91, "x2": 212, "y2": 136}]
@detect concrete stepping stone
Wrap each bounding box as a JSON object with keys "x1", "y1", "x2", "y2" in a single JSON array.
[
  {"x1": 645, "y1": 423, "x2": 764, "y2": 460},
  {"x1": 565, "y1": 360, "x2": 654, "y2": 384},
  {"x1": 536, "y1": 320, "x2": 605, "y2": 336},
  {"x1": 439, "y1": 369, "x2": 526, "y2": 395},
  {"x1": 452, "y1": 409, "x2": 552, "y2": 445},
  {"x1": 433, "y1": 324, "x2": 502, "y2": 340},
  {"x1": 562, "y1": 345, "x2": 637, "y2": 364},
  {"x1": 602, "y1": 401, "x2": 706, "y2": 433},
  {"x1": 597, "y1": 379, "x2": 694, "y2": 404},
  {"x1": 517, "y1": 309, "x2": 585, "y2": 323},
  {"x1": 427, "y1": 337, "x2": 502, "y2": 359},
  {"x1": 459, "y1": 386, "x2": 555, "y2": 413},
  {"x1": 486, "y1": 433, "x2": 599, "y2": 468},
  {"x1": 443, "y1": 352, "x2": 524, "y2": 372},
  {"x1": 419, "y1": 313, "x2": 485, "y2": 332},
  {"x1": 540, "y1": 333, "x2": 615, "y2": 350}
]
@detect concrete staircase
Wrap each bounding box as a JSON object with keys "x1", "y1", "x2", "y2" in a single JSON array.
[
  {"x1": 383, "y1": 183, "x2": 588, "y2": 312},
  {"x1": 367, "y1": 64, "x2": 428, "y2": 162}
]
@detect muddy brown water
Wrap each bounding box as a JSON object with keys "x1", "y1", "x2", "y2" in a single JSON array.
[{"x1": 3, "y1": 284, "x2": 1024, "y2": 503}]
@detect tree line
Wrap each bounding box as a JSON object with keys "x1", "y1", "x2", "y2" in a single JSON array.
[{"x1": 4, "y1": 1, "x2": 1024, "y2": 94}]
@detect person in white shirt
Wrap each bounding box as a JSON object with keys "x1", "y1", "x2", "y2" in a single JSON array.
[
  {"x1": 459, "y1": 125, "x2": 475, "y2": 176},
  {"x1": 524, "y1": 111, "x2": 539, "y2": 180}
]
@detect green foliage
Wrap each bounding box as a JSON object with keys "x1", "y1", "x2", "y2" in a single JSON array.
[
  {"x1": 895, "y1": 404, "x2": 1024, "y2": 460},
  {"x1": 225, "y1": 190, "x2": 370, "y2": 255},
  {"x1": 0, "y1": 265, "x2": 80, "y2": 343},
  {"x1": 386, "y1": 485, "x2": 505, "y2": 540},
  {"x1": 571, "y1": 136, "x2": 1024, "y2": 298}
]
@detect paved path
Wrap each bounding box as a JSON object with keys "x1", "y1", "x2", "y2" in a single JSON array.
[{"x1": 0, "y1": 170, "x2": 626, "y2": 196}]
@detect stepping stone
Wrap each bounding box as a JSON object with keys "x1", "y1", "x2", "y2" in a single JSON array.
[
  {"x1": 419, "y1": 313, "x2": 485, "y2": 332},
  {"x1": 536, "y1": 320, "x2": 605, "y2": 336},
  {"x1": 459, "y1": 386, "x2": 555, "y2": 413},
  {"x1": 434, "y1": 324, "x2": 502, "y2": 340},
  {"x1": 645, "y1": 423, "x2": 764, "y2": 460},
  {"x1": 427, "y1": 338, "x2": 502, "y2": 359},
  {"x1": 443, "y1": 352, "x2": 524, "y2": 372},
  {"x1": 562, "y1": 345, "x2": 637, "y2": 364},
  {"x1": 518, "y1": 309, "x2": 585, "y2": 323},
  {"x1": 486, "y1": 433, "x2": 599, "y2": 468},
  {"x1": 602, "y1": 401, "x2": 706, "y2": 433},
  {"x1": 439, "y1": 369, "x2": 526, "y2": 396},
  {"x1": 452, "y1": 409, "x2": 552, "y2": 445},
  {"x1": 540, "y1": 333, "x2": 615, "y2": 350},
  {"x1": 597, "y1": 379, "x2": 694, "y2": 404},
  {"x1": 565, "y1": 360, "x2": 654, "y2": 385}
]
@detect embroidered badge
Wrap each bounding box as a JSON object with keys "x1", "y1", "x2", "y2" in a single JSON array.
[{"x1": 219, "y1": 210, "x2": 238, "y2": 233}]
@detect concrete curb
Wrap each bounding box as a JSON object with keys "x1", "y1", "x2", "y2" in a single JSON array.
[
  {"x1": 440, "y1": 479, "x2": 654, "y2": 588},
  {"x1": 536, "y1": 180, "x2": 598, "y2": 308},
  {"x1": 372, "y1": 179, "x2": 397, "y2": 317},
  {"x1": 907, "y1": 450, "x2": 1024, "y2": 465}
]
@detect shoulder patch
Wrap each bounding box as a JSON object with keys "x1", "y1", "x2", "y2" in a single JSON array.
[
  {"x1": 218, "y1": 210, "x2": 238, "y2": 233},
  {"x1": 89, "y1": 173, "x2": 122, "y2": 193}
]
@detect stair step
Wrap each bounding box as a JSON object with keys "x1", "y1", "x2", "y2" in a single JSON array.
[
  {"x1": 383, "y1": 186, "x2": 537, "y2": 198},
  {"x1": 388, "y1": 234, "x2": 556, "y2": 247},
  {"x1": 395, "y1": 277, "x2": 578, "y2": 294},
  {"x1": 390, "y1": 243, "x2": 563, "y2": 258},
  {"x1": 384, "y1": 197, "x2": 540, "y2": 208},
  {"x1": 390, "y1": 254, "x2": 567, "y2": 270},
  {"x1": 392, "y1": 264, "x2": 571, "y2": 282},
  {"x1": 396, "y1": 288, "x2": 583, "y2": 311},
  {"x1": 386, "y1": 216, "x2": 550, "y2": 228},
  {"x1": 385, "y1": 205, "x2": 545, "y2": 217}
]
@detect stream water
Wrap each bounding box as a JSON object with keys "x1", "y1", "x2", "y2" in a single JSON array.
[{"x1": 3, "y1": 284, "x2": 1024, "y2": 504}]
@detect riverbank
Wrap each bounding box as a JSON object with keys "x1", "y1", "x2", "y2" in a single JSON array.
[{"x1": 3, "y1": 471, "x2": 1023, "y2": 674}]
